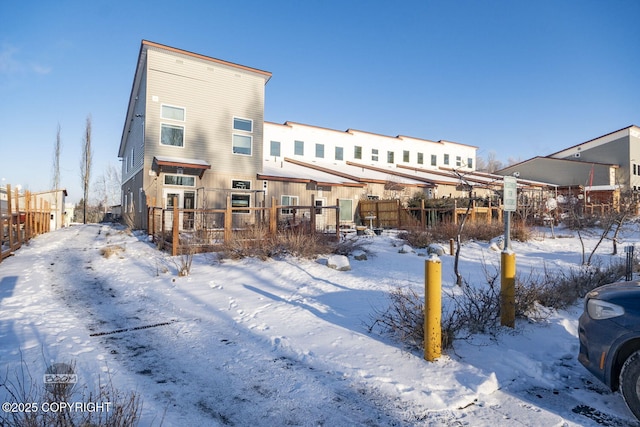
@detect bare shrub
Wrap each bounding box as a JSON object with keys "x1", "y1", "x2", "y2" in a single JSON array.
[
  {"x1": 100, "y1": 245, "x2": 125, "y2": 258},
  {"x1": 399, "y1": 222, "x2": 529, "y2": 246},
  {"x1": 367, "y1": 287, "x2": 424, "y2": 350},
  {"x1": 368, "y1": 260, "x2": 627, "y2": 353},
  {"x1": 218, "y1": 227, "x2": 366, "y2": 261},
  {"x1": 517, "y1": 260, "x2": 627, "y2": 312},
  {"x1": 0, "y1": 359, "x2": 143, "y2": 427},
  {"x1": 397, "y1": 229, "x2": 433, "y2": 248}
]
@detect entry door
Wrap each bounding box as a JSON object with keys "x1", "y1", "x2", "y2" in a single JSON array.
[
  {"x1": 164, "y1": 190, "x2": 196, "y2": 230},
  {"x1": 183, "y1": 191, "x2": 195, "y2": 229}
]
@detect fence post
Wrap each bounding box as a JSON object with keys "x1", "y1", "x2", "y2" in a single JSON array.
[
  {"x1": 453, "y1": 200, "x2": 458, "y2": 225},
  {"x1": 14, "y1": 187, "x2": 23, "y2": 245},
  {"x1": 421, "y1": 199, "x2": 426, "y2": 229},
  {"x1": 172, "y1": 195, "x2": 179, "y2": 256},
  {"x1": 161, "y1": 207, "x2": 166, "y2": 250},
  {"x1": 310, "y1": 194, "x2": 316, "y2": 232},
  {"x1": 39, "y1": 198, "x2": 44, "y2": 235},
  {"x1": 7, "y1": 184, "x2": 14, "y2": 250},
  {"x1": 224, "y1": 195, "x2": 232, "y2": 244},
  {"x1": 269, "y1": 196, "x2": 277, "y2": 235}
]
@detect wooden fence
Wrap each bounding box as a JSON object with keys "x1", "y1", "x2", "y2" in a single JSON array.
[
  {"x1": 358, "y1": 199, "x2": 503, "y2": 229},
  {"x1": 1, "y1": 184, "x2": 52, "y2": 263},
  {"x1": 147, "y1": 195, "x2": 342, "y2": 256}
]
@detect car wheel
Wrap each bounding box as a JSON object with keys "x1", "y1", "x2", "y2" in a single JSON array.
[{"x1": 620, "y1": 350, "x2": 640, "y2": 421}]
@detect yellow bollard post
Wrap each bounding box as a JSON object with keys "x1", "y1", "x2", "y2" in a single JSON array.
[
  {"x1": 500, "y1": 250, "x2": 516, "y2": 328},
  {"x1": 424, "y1": 255, "x2": 442, "y2": 361}
]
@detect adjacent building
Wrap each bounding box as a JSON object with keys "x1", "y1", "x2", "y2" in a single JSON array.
[{"x1": 498, "y1": 126, "x2": 640, "y2": 206}]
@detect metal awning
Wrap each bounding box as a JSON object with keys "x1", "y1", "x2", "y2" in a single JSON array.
[{"x1": 152, "y1": 156, "x2": 211, "y2": 178}]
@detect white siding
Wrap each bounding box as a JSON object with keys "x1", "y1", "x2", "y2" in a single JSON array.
[{"x1": 264, "y1": 122, "x2": 477, "y2": 171}]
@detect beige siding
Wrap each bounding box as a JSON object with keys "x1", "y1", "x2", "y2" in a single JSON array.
[{"x1": 144, "y1": 48, "x2": 265, "y2": 177}]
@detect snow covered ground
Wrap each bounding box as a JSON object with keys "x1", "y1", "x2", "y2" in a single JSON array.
[{"x1": 1, "y1": 222, "x2": 639, "y2": 426}]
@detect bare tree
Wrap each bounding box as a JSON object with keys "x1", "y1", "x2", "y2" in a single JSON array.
[
  {"x1": 476, "y1": 151, "x2": 503, "y2": 173},
  {"x1": 51, "y1": 123, "x2": 62, "y2": 190},
  {"x1": 94, "y1": 163, "x2": 122, "y2": 216},
  {"x1": 452, "y1": 171, "x2": 475, "y2": 286},
  {"x1": 80, "y1": 115, "x2": 92, "y2": 224}
]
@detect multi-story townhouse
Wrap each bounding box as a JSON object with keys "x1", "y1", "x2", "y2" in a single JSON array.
[{"x1": 118, "y1": 40, "x2": 272, "y2": 229}]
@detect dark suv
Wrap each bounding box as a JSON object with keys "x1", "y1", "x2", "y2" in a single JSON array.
[{"x1": 578, "y1": 281, "x2": 640, "y2": 420}]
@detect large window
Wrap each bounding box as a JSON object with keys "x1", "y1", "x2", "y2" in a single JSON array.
[
  {"x1": 233, "y1": 117, "x2": 252, "y2": 132},
  {"x1": 233, "y1": 117, "x2": 253, "y2": 156},
  {"x1": 444, "y1": 154, "x2": 450, "y2": 165},
  {"x1": 232, "y1": 134, "x2": 252, "y2": 155},
  {"x1": 335, "y1": 146, "x2": 344, "y2": 161},
  {"x1": 431, "y1": 154, "x2": 437, "y2": 166},
  {"x1": 161, "y1": 124, "x2": 184, "y2": 147},
  {"x1": 162, "y1": 105, "x2": 185, "y2": 121},
  {"x1": 232, "y1": 180, "x2": 251, "y2": 190},
  {"x1": 160, "y1": 105, "x2": 185, "y2": 147},
  {"x1": 403, "y1": 150, "x2": 410, "y2": 163},
  {"x1": 164, "y1": 174, "x2": 195, "y2": 186},
  {"x1": 231, "y1": 194, "x2": 250, "y2": 214},
  {"x1": 354, "y1": 146, "x2": 362, "y2": 160},
  {"x1": 387, "y1": 151, "x2": 395, "y2": 164},
  {"x1": 315, "y1": 143, "x2": 325, "y2": 158},
  {"x1": 281, "y1": 195, "x2": 299, "y2": 215},
  {"x1": 294, "y1": 140, "x2": 304, "y2": 156},
  {"x1": 270, "y1": 140, "x2": 281, "y2": 157},
  {"x1": 467, "y1": 157, "x2": 473, "y2": 168},
  {"x1": 417, "y1": 152, "x2": 424, "y2": 165}
]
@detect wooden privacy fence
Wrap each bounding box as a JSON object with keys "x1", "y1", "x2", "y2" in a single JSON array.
[
  {"x1": 1, "y1": 184, "x2": 52, "y2": 263},
  {"x1": 358, "y1": 199, "x2": 503, "y2": 229},
  {"x1": 148, "y1": 195, "x2": 342, "y2": 256}
]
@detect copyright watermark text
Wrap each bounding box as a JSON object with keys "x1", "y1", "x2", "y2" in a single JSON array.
[{"x1": 2, "y1": 401, "x2": 112, "y2": 413}]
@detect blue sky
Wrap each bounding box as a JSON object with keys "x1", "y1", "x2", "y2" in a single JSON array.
[{"x1": 1, "y1": 0, "x2": 638, "y2": 203}]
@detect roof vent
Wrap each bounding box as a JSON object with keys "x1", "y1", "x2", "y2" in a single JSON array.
[{"x1": 575, "y1": 153, "x2": 581, "y2": 158}]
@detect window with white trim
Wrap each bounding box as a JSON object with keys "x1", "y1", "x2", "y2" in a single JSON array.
[
  {"x1": 233, "y1": 117, "x2": 253, "y2": 156},
  {"x1": 233, "y1": 134, "x2": 252, "y2": 155},
  {"x1": 164, "y1": 174, "x2": 195, "y2": 186},
  {"x1": 231, "y1": 194, "x2": 250, "y2": 213},
  {"x1": 417, "y1": 152, "x2": 424, "y2": 164},
  {"x1": 371, "y1": 148, "x2": 379, "y2": 162},
  {"x1": 162, "y1": 105, "x2": 185, "y2": 121},
  {"x1": 281, "y1": 195, "x2": 299, "y2": 215},
  {"x1": 160, "y1": 105, "x2": 185, "y2": 147},
  {"x1": 335, "y1": 146, "x2": 344, "y2": 161},
  {"x1": 315, "y1": 143, "x2": 324, "y2": 158},
  {"x1": 233, "y1": 117, "x2": 252, "y2": 132},
  {"x1": 161, "y1": 124, "x2": 184, "y2": 147},
  {"x1": 232, "y1": 180, "x2": 251, "y2": 190},
  {"x1": 354, "y1": 146, "x2": 362, "y2": 160},
  {"x1": 294, "y1": 140, "x2": 304, "y2": 156}
]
